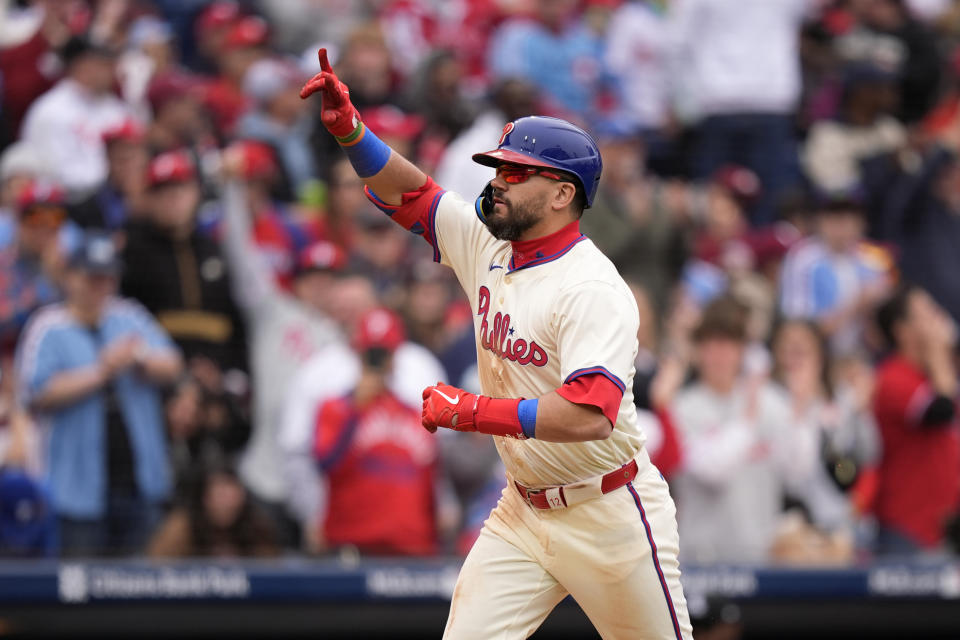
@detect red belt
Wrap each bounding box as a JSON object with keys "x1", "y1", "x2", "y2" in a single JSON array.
[{"x1": 514, "y1": 459, "x2": 639, "y2": 510}]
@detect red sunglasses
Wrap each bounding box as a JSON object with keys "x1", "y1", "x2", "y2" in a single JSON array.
[{"x1": 496, "y1": 164, "x2": 567, "y2": 184}]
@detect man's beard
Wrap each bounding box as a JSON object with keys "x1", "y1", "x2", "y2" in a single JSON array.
[{"x1": 483, "y1": 191, "x2": 545, "y2": 242}]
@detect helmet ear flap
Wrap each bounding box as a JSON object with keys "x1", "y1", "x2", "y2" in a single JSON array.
[{"x1": 475, "y1": 180, "x2": 495, "y2": 223}]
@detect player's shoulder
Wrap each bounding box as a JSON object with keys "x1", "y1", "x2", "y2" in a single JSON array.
[
  {"x1": 434, "y1": 189, "x2": 497, "y2": 236},
  {"x1": 559, "y1": 239, "x2": 636, "y2": 298},
  {"x1": 436, "y1": 188, "x2": 476, "y2": 215}
]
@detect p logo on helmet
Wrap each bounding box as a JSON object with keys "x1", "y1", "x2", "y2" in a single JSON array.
[{"x1": 498, "y1": 122, "x2": 515, "y2": 146}]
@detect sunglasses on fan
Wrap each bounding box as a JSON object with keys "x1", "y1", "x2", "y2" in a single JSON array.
[{"x1": 21, "y1": 205, "x2": 67, "y2": 230}]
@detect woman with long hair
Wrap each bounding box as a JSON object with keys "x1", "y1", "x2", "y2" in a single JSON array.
[
  {"x1": 769, "y1": 319, "x2": 879, "y2": 550},
  {"x1": 148, "y1": 460, "x2": 280, "y2": 558}
]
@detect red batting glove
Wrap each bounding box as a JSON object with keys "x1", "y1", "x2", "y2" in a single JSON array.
[
  {"x1": 421, "y1": 382, "x2": 478, "y2": 434},
  {"x1": 299, "y1": 48, "x2": 362, "y2": 139}
]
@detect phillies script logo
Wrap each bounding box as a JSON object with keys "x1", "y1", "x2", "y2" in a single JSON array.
[{"x1": 477, "y1": 286, "x2": 547, "y2": 367}]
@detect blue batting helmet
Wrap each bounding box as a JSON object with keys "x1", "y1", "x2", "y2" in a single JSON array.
[{"x1": 472, "y1": 116, "x2": 603, "y2": 208}]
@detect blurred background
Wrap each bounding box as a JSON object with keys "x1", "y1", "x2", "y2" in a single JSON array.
[{"x1": 2, "y1": 0, "x2": 960, "y2": 637}]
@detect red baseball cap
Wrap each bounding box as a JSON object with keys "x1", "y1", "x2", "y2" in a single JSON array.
[
  {"x1": 224, "y1": 16, "x2": 269, "y2": 50},
  {"x1": 147, "y1": 149, "x2": 196, "y2": 188},
  {"x1": 295, "y1": 240, "x2": 347, "y2": 276},
  {"x1": 233, "y1": 140, "x2": 277, "y2": 180},
  {"x1": 195, "y1": 1, "x2": 241, "y2": 36},
  {"x1": 711, "y1": 165, "x2": 761, "y2": 206},
  {"x1": 16, "y1": 179, "x2": 65, "y2": 211},
  {"x1": 361, "y1": 106, "x2": 424, "y2": 142},
  {"x1": 353, "y1": 308, "x2": 405, "y2": 353},
  {"x1": 102, "y1": 117, "x2": 146, "y2": 144},
  {"x1": 147, "y1": 71, "x2": 202, "y2": 113}
]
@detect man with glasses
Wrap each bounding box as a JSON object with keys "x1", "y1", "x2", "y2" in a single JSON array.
[{"x1": 301, "y1": 49, "x2": 691, "y2": 639}]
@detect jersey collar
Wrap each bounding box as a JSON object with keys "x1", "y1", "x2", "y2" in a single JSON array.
[{"x1": 508, "y1": 220, "x2": 585, "y2": 272}]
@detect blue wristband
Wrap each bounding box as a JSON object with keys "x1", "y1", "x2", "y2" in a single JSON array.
[
  {"x1": 517, "y1": 398, "x2": 538, "y2": 439},
  {"x1": 340, "y1": 124, "x2": 391, "y2": 178}
]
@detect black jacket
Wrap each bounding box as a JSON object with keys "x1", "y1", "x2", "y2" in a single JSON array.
[{"x1": 121, "y1": 221, "x2": 248, "y2": 373}]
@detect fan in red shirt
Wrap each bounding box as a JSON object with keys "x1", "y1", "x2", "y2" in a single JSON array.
[
  {"x1": 311, "y1": 308, "x2": 439, "y2": 555},
  {"x1": 872, "y1": 284, "x2": 960, "y2": 554}
]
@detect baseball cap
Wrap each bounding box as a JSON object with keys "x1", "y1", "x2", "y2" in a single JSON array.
[
  {"x1": 60, "y1": 36, "x2": 117, "y2": 67},
  {"x1": 232, "y1": 140, "x2": 277, "y2": 180},
  {"x1": 224, "y1": 16, "x2": 269, "y2": 50},
  {"x1": 243, "y1": 57, "x2": 302, "y2": 103},
  {"x1": 147, "y1": 71, "x2": 202, "y2": 114},
  {"x1": 711, "y1": 165, "x2": 761, "y2": 208},
  {"x1": 295, "y1": 240, "x2": 347, "y2": 276},
  {"x1": 15, "y1": 179, "x2": 64, "y2": 212},
  {"x1": 812, "y1": 184, "x2": 866, "y2": 214},
  {"x1": 102, "y1": 117, "x2": 146, "y2": 145},
  {"x1": 16, "y1": 179, "x2": 67, "y2": 230},
  {"x1": 195, "y1": 1, "x2": 241, "y2": 37},
  {"x1": 361, "y1": 106, "x2": 424, "y2": 142},
  {"x1": 147, "y1": 149, "x2": 196, "y2": 188},
  {"x1": 68, "y1": 231, "x2": 123, "y2": 276},
  {"x1": 0, "y1": 469, "x2": 51, "y2": 551},
  {"x1": 353, "y1": 307, "x2": 406, "y2": 353}
]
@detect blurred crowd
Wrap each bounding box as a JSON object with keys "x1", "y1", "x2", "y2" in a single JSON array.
[{"x1": 1, "y1": 0, "x2": 960, "y2": 571}]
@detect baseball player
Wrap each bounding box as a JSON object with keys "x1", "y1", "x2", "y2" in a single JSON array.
[{"x1": 301, "y1": 49, "x2": 692, "y2": 640}]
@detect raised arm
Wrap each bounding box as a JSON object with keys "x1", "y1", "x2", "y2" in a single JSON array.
[
  {"x1": 218, "y1": 152, "x2": 280, "y2": 316},
  {"x1": 300, "y1": 48, "x2": 426, "y2": 204}
]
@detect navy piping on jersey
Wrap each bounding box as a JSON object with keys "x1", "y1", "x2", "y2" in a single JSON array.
[
  {"x1": 427, "y1": 190, "x2": 446, "y2": 263},
  {"x1": 563, "y1": 366, "x2": 627, "y2": 394},
  {"x1": 363, "y1": 185, "x2": 446, "y2": 263},
  {"x1": 626, "y1": 481, "x2": 685, "y2": 640},
  {"x1": 507, "y1": 235, "x2": 587, "y2": 273},
  {"x1": 364, "y1": 185, "x2": 397, "y2": 215}
]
